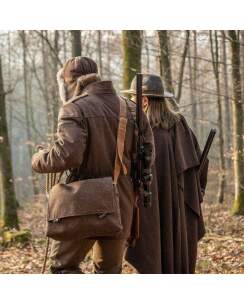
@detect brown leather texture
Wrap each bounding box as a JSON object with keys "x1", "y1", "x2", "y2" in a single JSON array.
[
  {"x1": 46, "y1": 97, "x2": 127, "y2": 241},
  {"x1": 32, "y1": 80, "x2": 155, "y2": 239},
  {"x1": 47, "y1": 177, "x2": 123, "y2": 241}
]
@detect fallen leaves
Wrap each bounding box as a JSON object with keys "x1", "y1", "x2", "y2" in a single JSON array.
[
  {"x1": 196, "y1": 203, "x2": 244, "y2": 274},
  {"x1": 0, "y1": 196, "x2": 243, "y2": 274}
]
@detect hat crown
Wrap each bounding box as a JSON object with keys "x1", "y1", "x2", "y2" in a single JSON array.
[
  {"x1": 130, "y1": 74, "x2": 165, "y2": 97},
  {"x1": 62, "y1": 56, "x2": 98, "y2": 81}
]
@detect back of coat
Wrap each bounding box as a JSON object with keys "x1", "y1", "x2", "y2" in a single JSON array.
[
  {"x1": 32, "y1": 80, "x2": 154, "y2": 240},
  {"x1": 72, "y1": 81, "x2": 136, "y2": 239}
]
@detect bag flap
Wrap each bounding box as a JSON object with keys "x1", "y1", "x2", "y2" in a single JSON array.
[{"x1": 48, "y1": 176, "x2": 117, "y2": 221}]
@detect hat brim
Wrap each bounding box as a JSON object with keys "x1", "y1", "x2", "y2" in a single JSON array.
[{"x1": 121, "y1": 89, "x2": 174, "y2": 98}]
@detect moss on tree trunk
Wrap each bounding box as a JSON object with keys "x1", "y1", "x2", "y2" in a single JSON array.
[
  {"x1": 157, "y1": 30, "x2": 174, "y2": 94},
  {"x1": 71, "y1": 30, "x2": 81, "y2": 57},
  {"x1": 228, "y1": 31, "x2": 244, "y2": 215},
  {"x1": 0, "y1": 56, "x2": 19, "y2": 229},
  {"x1": 122, "y1": 31, "x2": 142, "y2": 90}
]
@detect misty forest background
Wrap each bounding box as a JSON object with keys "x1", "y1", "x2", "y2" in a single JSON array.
[{"x1": 0, "y1": 30, "x2": 243, "y2": 273}]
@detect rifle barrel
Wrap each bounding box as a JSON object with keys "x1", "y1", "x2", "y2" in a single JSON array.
[
  {"x1": 199, "y1": 128, "x2": 216, "y2": 174},
  {"x1": 136, "y1": 73, "x2": 143, "y2": 133}
]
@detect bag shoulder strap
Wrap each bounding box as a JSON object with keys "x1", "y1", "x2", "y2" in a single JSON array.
[
  {"x1": 48, "y1": 96, "x2": 128, "y2": 188},
  {"x1": 113, "y1": 97, "x2": 128, "y2": 185}
]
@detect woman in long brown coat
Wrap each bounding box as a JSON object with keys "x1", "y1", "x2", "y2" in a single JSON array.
[{"x1": 125, "y1": 74, "x2": 209, "y2": 274}]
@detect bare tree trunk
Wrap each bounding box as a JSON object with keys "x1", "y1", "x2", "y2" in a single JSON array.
[
  {"x1": 228, "y1": 30, "x2": 244, "y2": 215},
  {"x1": 0, "y1": 56, "x2": 19, "y2": 229},
  {"x1": 176, "y1": 30, "x2": 190, "y2": 103},
  {"x1": 221, "y1": 31, "x2": 232, "y2": 170},
  {"x1": 122, "y1": 30, "x2": 142, "y2": 90},
  {"x1": 193, "y1": 31, "x2": 198, "y2": 135},
  {"x1": 41, "y1": 30, "x2": 52, "y2": 137},
  {"x1": 106, "y1": 31, "x2": 112, "y2": 79},
  {"x1": 188, "y1": 32, "x2": 197, "y2": 132},
  {"x1": 70, "y1": 30, "x2": 81, "y2": 57},
  {"x1": 51, "y1": 31, "x2": 60, "y2": 134},
  {"x1": 144, "y1": 32, "x2": 150, "y2": 73},
  {"x1": 157, "y1": 30, "x2": 174, "y2": 94},
  {"x1": 209, "y1": 30, "x2": 226, "y2": 204},
  {"x1": 7, "y1": 31, "x2": 13, "y2": 140},
  {"x1": 62, "y1": 31, "x2": 68, "y2": 62},
  {"x1": 199, "y1": 73, "x2": 205, "y2": 140},
  {"x1": 19, "y1": 31, "x2": 38, "y2": 195},
  {"x1": 97, "y1": 31, "x2": 103, "y2": 77},
  {"x1": 19, "y1": 31, "x2": 32, "y2": 154}
]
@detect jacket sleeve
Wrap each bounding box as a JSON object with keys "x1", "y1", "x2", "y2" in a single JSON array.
[{"x1": 32, "y1": 102, "x2": 87, "y2": 173}]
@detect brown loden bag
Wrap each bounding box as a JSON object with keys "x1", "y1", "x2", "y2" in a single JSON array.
[{"x1": 46, "y1": 97, "x2": 128, "y2": 241}]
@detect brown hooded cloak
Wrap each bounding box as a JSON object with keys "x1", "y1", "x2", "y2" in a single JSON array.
[{"x1": 126, "y1": 116, "x2": 208, "y2": 274}]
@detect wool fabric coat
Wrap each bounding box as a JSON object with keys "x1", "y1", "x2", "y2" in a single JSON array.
[{"x1": 126, "y1": 116, "x2": 208, "y2": 273}]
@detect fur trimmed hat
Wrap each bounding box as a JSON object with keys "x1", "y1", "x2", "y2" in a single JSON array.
[
  {"x1": 62, "y1": 56, "x2": 98, "y2": 83},
  {"x1": 57, "y1": 56, "x2": 100, "y2": 103}
]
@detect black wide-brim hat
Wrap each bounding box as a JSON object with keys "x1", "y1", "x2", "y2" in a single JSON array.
[{"x1": 121, "y1": 73, "x2": 174, "y2": 98}]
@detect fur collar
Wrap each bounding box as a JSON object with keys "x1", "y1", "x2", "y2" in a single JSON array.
[{"x1": 57, "y1": 69, "x2": 101, "y2": 104}]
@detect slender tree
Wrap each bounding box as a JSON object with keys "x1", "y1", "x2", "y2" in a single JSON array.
[
  {"x1": 0, "y1": 56, "x2": 19, "y2": 229},
  {"x1": 221, "y1": 31, "x2": 232, "y2": 170},
  {"x1": 7, "y1": 32, "x2": 13, "y2": 140},
  {"x1": 106, "y1": 31, "x2": 112, "y2": 79},
  {"x1": 144, "y1": 32, "x2": 150, "y2": 73},
  {"x1": 51, "y1": 31, "x2": 61, "y2": 133},
  {"x1": 228, "y1": 30, "x2": 244, "y2": 215},
  {"x1": 193, "y1": 31, "x2": 198, "y2": 133},
  {"x1": 122, "y1": 30, "x2": 142, "y2": 90},
  {"x1": 97, "y1": 31, "x2": 103, "y2": 77},
  {"x1": 157, "y1": 30, "x2": 174, "y2": 93},
  {"x1": 62, "y1": 31, "x2": 68, "y2": 62},
  {"x1": 71, "y1": 30, "x2": 81, "y2": 57},
  {"x1": 188, "y1": 31, "x2": 197, "y2": 132},
  {"x1": 209, "y1": 30, "x2": 226, "y2": 204},
  {"x1": 176, "y1": 30, "x2": 190, "y2": 103},
  {"x1": 19, "y1": 31, "x2": 32, "y2": 156},
  {"x1": 19, "y1": 31, "x2": 39, "y2": 195},
  {"x1": 41, "y1": 30, "x2": 52, "y2": 136}
]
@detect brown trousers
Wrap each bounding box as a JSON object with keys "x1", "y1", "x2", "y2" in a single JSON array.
[{"x1": 50, "y1": 238, "x2": 126, "y2": 274}]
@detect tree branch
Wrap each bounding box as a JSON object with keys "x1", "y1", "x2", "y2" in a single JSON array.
[{"x1": 34, "y1": 31, "x2": 63, "y2": 67}]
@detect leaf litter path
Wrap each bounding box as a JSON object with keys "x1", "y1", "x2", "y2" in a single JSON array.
[{"x1": 0, "y1": 196, "x2": 243, "y2": 274}]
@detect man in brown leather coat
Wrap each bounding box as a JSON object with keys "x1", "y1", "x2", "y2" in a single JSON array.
[{"x1": 32, "y1": 57, "x2": 154, "y2": 274}]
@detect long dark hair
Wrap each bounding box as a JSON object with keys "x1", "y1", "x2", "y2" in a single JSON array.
[{"x1": 147, "y1": 97, "x2": 181, "y2": 129}]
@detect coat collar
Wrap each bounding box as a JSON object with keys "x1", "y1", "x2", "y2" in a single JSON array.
[{"x1": 85, "y1": 81, "x2": 116, "y2": 95}]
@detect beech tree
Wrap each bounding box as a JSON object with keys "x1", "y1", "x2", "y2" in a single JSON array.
[
  {"x1": 176, "y1": 30, "x2": 190, "y2": 103},
  {"x1": 221, "y1": 31, "x2": 232, "y2": 170},
  {"x1": 157, "y1": 30, "x2": 174, "y2": 94},
  {"x1": 228, "y1": 30, "x2": 244, "y2": 215},
  {"x1": 0, "y1": 56, "x2": 19, "y2": 229},
  {"x1": 71, "y1": 30, "x2": 81, "y2": 57},
  {"x1": 188, "y1": 31, "x2": 198, "y2": 132},
  {"x1": 0, "y1": 30, "x2": 243, "y2": 218},
  {"x1": 209, "y1": 30, "x2": 226, "y2": 204},
  {"x1": 122, "y1": 30, "x2": 142, "y2": 90},
  {"x1": 97, "y1": 31, "x2": 103, "y2": 77},
  {"x1": 19, "y1": 31, "x2": 39, "y2": 195}
]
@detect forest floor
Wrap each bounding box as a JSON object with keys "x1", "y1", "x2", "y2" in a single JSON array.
[{"x1": 0, "y1": 196, "x2": 243, "y2": 274}]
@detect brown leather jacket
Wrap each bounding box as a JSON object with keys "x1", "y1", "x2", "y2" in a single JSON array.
[{"x1": 32, "y1": 80, "x2": 155, "y2": 239}]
